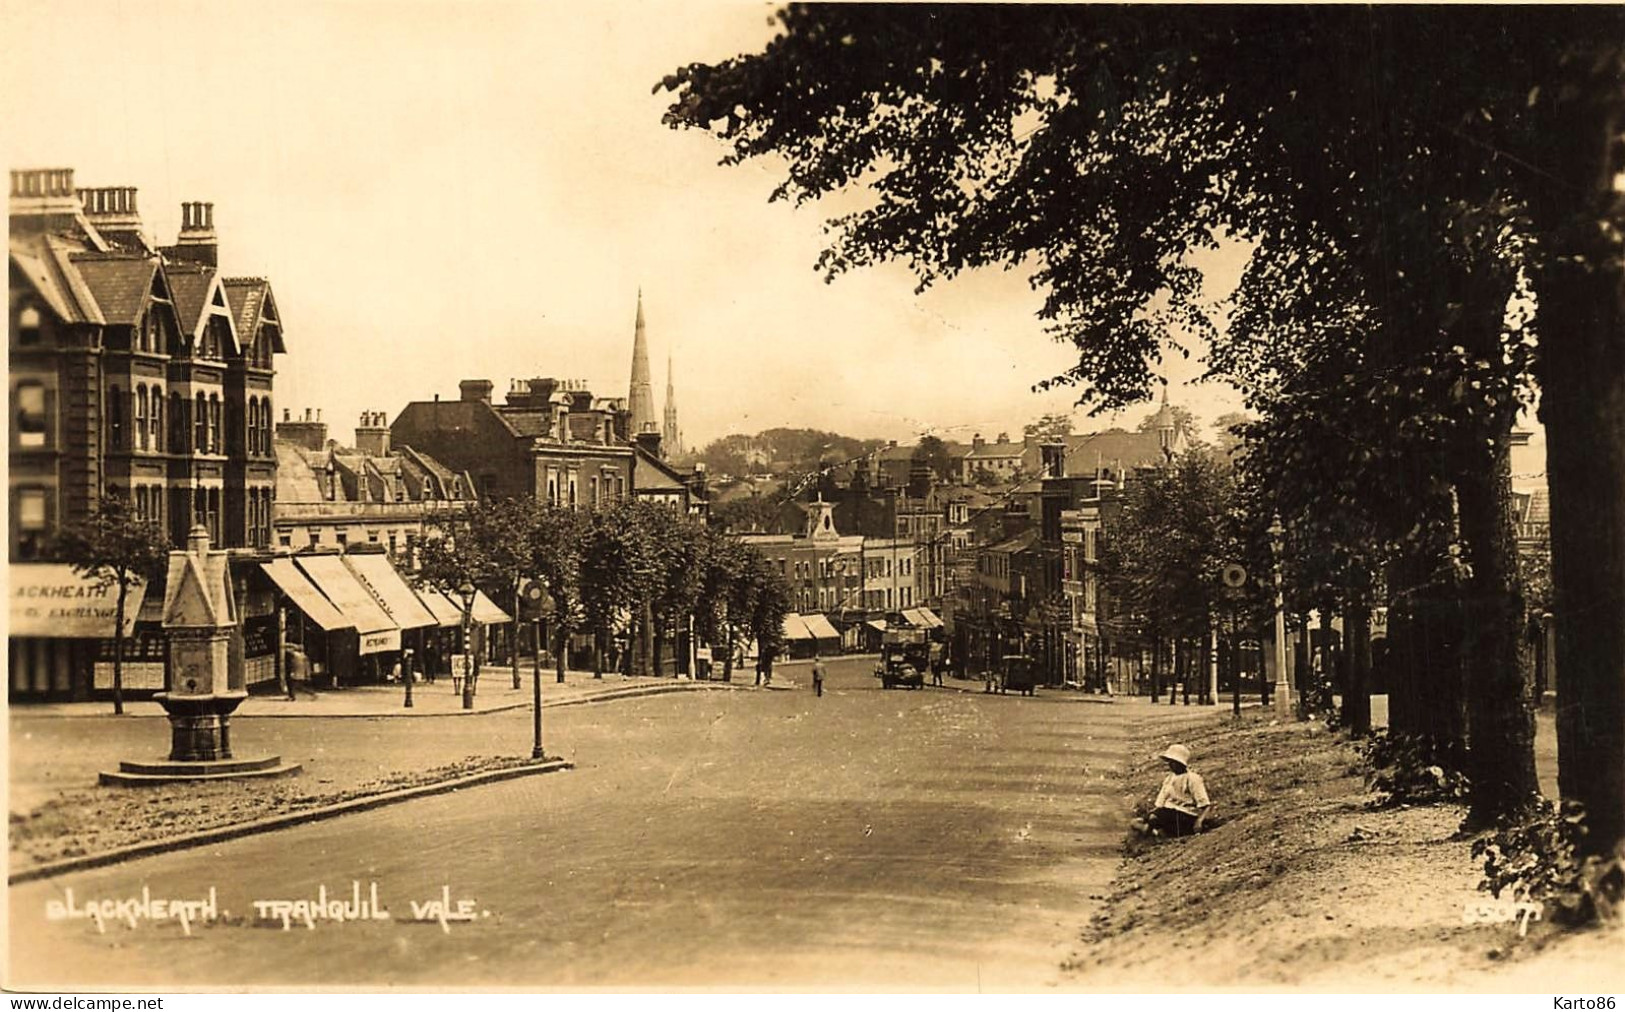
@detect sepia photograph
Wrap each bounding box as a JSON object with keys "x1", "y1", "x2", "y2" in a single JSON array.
[{"x1": 5, "y1": 0, "x2": 1625, "y2": 996}]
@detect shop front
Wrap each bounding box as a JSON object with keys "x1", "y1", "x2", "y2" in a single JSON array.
[
  {"x1": 257, "y1": 558, "x2": 357, "y2": 689},
  {"x1": 9, "y1": 564, "x2": 148, "y2": 702},
  {"x1": 294, "y1": 555, "x2": 400, "y2": 684}
]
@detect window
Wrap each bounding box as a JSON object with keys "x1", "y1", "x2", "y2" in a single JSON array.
[
  {"x1": 143, "y1": 311, "x2": 161, "y2": 352},
  {"x1": 169, "y1": 392, "x2": 184, "y2": 451},
  {"x1": 107, "y1": 385, "x2": 123, "y2": 450},
  {"x1": 151, "y1": 389, "x2": 163, "y2": 451},
  {"x1": 16, "y1": 488, "x2": 47, "y2": 558},
  {"x1": 568, "y1": 473, "x2": 578, "y2": 507},
  {"x1": 15, "y1": 382, "x2": 47, "y2": 448},
  {"x1": 388, "y1": 532, "x2": 398, "y2": 556},
  {"x1": 590, "y1": 476, "x2": 599, "y2": 505},
  {"x1": 195, "y1": 393, "x2": 207, "y2": 451},
  {"x1": 308, "y1": 529, "x2": 321, "y2": 548},
  {"x1": 245, "y1": 399, "x2": 257, "y2": 457},
  {"x1": 134, "y1": 386, "x2": 149, "y2": 450},
  {"x1": 280, "y1": 532, "x2": 292, "y2": 549},
  {"x1": 18, "y1": 306, "x2": 42, "y2": 346},
  {"x1": 208, "y1": 395, "x2": 221, "y2": 453},
  {"x1": 336, "y1": 530, "x2": 348, "y2": 548},
  {"x1": 368, "y1": 529, "x2": 380, "y2": 543}
]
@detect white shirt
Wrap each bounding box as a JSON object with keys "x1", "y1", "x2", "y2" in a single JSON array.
[{"x1": 1155, "y1": 770, "x2": 1211, "y2": 816}]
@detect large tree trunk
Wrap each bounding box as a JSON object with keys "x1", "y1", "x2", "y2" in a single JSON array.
[
  {"x1": 1345, "y1": 589, "x2": 1373, "y2": 736},
  {"x1": 1528, "y1": 40, "x2": 1625, "y2": 861},
  {"x1": 591, "y1": 626, "x2": 604, "y2": 678},
  {"x1": 1456, "y1": 440, "x2": 1538, "y2": 826},
  {"x1": 554, "y1": 622, "x2": 568, "y2": 684},
  {"x1": 1150, "y1": 631, "x2": 1161, "y2": 703}
]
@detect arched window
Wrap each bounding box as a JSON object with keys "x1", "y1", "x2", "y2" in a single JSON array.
[
  {"x1": 134, "y1": 386, "x2": 148, "y2": 450},
  {"x1": 169, "y1": 391, "x2": 184, "y2": 451},
  {"x1": 151, "y1": 389, "x2": 163, "y2": 451},
  {"x1": 18, "y1": 306, "x2": 41, "y2": 346},
  {"x1": 208, "y1": 394, "x2": 221, "y2": 453},
  {"x1": 107, "y1": 385, "x2": 123, "y2": 450},
  {"x1": 263, "y1": 399, "x2": 273, "y2": 454},
  {"x1": 194, "y1": 393, "x2": 207, "y2": 452}
]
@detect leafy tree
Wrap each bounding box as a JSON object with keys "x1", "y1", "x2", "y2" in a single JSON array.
[
  {"x1": 527, "y1": 502, "x2": 588, "y2": 683},
  {"x1": 416, "y1": 502, "x2": 519, "y2": 706},
  {"x1": 1023, "y1": 413, "x2": 1073, "y2": 443},
  {"x1": 711, "y1": 493, "x2": 789, "y2": 534},
  {"x1": 911, "y1": 434, "x2": 955, "y2": 484},
  {"x1": 579, "y1": 500, "x2": 659, "y2": 677},
  {"x1": 55, "y1": 495, "x2": 169, "y2": 715},
  {"x1": 697, "y1": 530, "x2": 751, "y2": 679},
  {"x1": 659, "y1": 5, "x2": 1625, "y2": 847}
]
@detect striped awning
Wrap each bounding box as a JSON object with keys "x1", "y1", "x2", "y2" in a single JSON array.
[
  {"x1": 782, "y1": 613, "x2": 814, "y2": 641},
  {"x1": 259, "y1": 559, "x2": 353, "y2": 632}
]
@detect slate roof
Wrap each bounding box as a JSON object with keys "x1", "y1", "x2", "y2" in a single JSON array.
[
  {"x1": 496, "y1": 409, "x2": 550, "y2": 438},
  {"x1": 1058, "y1": 429, "x2": 1164, "y2": 476},
  {"x1": 222, "y1": 277, "x2": 286, "y2": 354},
  {"x1": 10, "y1": 236, "x2": 104, "y2": 325},
  {"x1": 967, "y1": 440, "x2": 1024, "y2": 459},
  {"x1": 986, "y1": 529, "x2": 1040, "y2": 555},
  {"x1": 633, "y1": 446, "x2": 688, "y2": 493},
  {"x1": 67, "y1": 253, "x2": 156, "y2": 326},
  {"x1": 164, "y1": 263, "x2": 217, "y2": 334},
  {"x1": 275, "y1": 441, "x2": 329, "y2": 503}
]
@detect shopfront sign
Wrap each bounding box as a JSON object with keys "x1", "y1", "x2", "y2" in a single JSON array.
[{"x1": 10, "y1": 564, "x2": 146, "y2": 638}]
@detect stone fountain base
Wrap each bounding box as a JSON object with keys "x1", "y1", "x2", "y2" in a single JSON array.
[
  {"x1": 99, "y1": 754, "x2": 303, "y2": 787},
  {"x1": 97, "y1": 690, "x2": 301, "y2": 786}
]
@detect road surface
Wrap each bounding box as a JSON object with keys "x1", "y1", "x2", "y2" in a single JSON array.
[{"x1": 10, "y1": 657, "x2": 1204, "y2": 991}]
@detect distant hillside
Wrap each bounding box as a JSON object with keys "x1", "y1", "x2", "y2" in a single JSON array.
[{"x1": 695, "y1": 428, "x2": 888, "y2": 479}]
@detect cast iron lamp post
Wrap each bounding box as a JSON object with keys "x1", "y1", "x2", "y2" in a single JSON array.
[
  {"x1": 459, "y1": 580, "x2": 477, "y2": 711},
  {"x1": 1269, "y1": 515, "x2": 1292, "y2": 719}
]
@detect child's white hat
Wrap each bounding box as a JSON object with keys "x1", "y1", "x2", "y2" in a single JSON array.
[{"x1": 1159, "y1": 744, "x2": 1192, "y2": 766}]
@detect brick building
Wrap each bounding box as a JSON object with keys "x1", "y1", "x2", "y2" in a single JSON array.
[
  {"x1": 9, "y1": 168, "x2": 286, "y2": 699},
  {"x1": 390, "y1": 377, "x2": 637, "y2": 508}
]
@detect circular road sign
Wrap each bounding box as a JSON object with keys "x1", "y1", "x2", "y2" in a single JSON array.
[{"x1": 1221, "y1": 563, "x2": 1248, "y2": 589}]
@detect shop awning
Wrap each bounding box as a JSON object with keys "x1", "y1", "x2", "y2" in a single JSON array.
[
  {"x1": 259, "y1": 559, "x2": 353, "y2": 632},
  {"x1": 343, "y1": 554, "x2": 437, "y2": 631},
  {"x1": 471, "y1": 590, "x2": 510, "y2": 625},
  {"x1": 865, "y1": 619, "x2": 888, "y2": 633},
  {"x1": 802, "y1": 612, "x2": 840, "y2": 641},
  {"x1": 911, "y1": 607, "x2": 944, "y2": 629},
  {"x1": 782, "y1": 613, "x2": 814, "y2": 640},
  {"x1": 295, "y1": 555, "x2": 400, "y2": 654},
  {"x1": 8, "y1": 564, "x2": 146, "y2": 638},
  {"x1": 413, "y1": 586, "x2": 466, "y2": 628}
]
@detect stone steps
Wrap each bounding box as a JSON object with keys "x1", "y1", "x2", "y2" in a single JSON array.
[{"x1": 98, "y1": 755, "x2": 303, "y2": 786}]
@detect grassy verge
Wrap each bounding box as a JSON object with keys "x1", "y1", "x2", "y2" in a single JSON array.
[
  {"x1": 9, "y1": 755, "x2": 542, "y2": 871},
  {"x1": 1065, "y1": 713, "x2": 1623, "y2": 991}
]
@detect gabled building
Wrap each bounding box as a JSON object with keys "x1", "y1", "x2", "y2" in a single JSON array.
[
  {"x1": 273, "y1": 410, "x2": 475, "y2": 558},
  {"x1": 9, "y1": 168, "x2": 287, "y2": 700},
  {"x1": 390, "y1": 377, "x2": 636, "y2": 508}
]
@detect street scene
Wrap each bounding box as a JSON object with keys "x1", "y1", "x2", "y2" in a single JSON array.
[{"x1": 7, "y1": 0, "x2": 1625, "y2": 997}]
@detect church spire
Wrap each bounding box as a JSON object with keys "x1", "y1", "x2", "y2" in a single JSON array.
[
  {"x1": 663, "y1": 350, "x2": 682, "y2": 458},
  {"x1": 628, "y1": 289, "x2": 656, "y2": 436}
]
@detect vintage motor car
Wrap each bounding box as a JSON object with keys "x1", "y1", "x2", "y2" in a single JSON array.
[
  {"x1": 876, "y1": 628, "x2": 928, "y2": 690},
  {"x1": 999, "y1": 654, "x2": 1041, "y2": 696}
]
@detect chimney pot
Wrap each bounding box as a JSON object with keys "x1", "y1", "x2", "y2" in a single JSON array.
[{"x1": 283, "y1": 408, "x2": 291, "y2": 422}]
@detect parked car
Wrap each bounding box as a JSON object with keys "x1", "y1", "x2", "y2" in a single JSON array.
[{"x1": 999, "y1": 654, "x2": 1041, "y2": 696}]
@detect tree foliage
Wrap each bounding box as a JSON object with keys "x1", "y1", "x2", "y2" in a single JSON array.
[{"x1": 55, "y1": 494, "x2": 169, "y2": 715}]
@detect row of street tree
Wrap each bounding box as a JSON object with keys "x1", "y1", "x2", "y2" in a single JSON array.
[
  {"x1": 659, "y1": 5, "x2": 1624, "y2": 902},
  {"x1": 413, "y1": 498, "x2": 792, "y2": 687}
]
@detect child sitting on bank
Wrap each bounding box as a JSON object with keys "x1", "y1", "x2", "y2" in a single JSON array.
[{"x1": 1133, "y1": 744, "x2": 1212, "y2": 838}]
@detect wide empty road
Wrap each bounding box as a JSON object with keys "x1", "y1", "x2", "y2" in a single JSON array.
[{"x1": 11, "y1": 658, "x2": 1200, "y2": 991}]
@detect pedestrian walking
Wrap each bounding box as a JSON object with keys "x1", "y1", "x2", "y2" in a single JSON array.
[{"x1": 812, "y1": 654, "x2": 826, "y2": 697}]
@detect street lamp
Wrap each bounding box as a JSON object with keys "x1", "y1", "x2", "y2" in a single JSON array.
[
  {"x1": 1268, "y1": 515, "x2": 1292, "y2": 719},
  {"x1": 458, "y1": 580, "x2": 477, "y2": 711}
]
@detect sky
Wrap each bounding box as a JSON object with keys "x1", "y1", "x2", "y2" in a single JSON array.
[{"x1": 10, "y1": 0, "x2": 1283, "y2": 451}]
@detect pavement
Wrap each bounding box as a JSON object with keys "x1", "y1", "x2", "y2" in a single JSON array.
[
  {"x1": 15, "y1": 666, "x2": 753, "y2": 719},
  {"x1": 9, "y1": 655, "x2": 1219, "y2": 991}
]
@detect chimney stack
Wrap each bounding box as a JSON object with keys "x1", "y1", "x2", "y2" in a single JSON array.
[
  {"x1": 356, "y1": 410, "x2": 390, "y2": 457},
  {"x1": 276, "y1": 408, "x2": 329, "y2": 452},
  {"x1": 460, "y1": 379, "x2": 493, "y2": 405},
  {"x1": 9, "y1": 168, "x2": 82, "y2": 232},
  {"x1": 172, "y1": 201, "x2": 218, "y2": 267}
]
